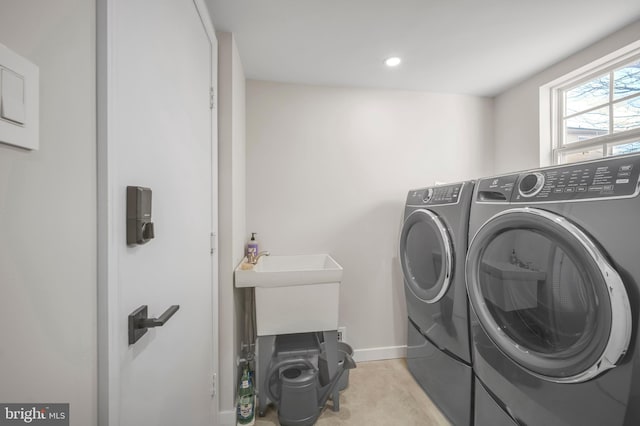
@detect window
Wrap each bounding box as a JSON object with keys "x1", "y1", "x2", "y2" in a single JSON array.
[{"x1": 547, "y1": 47, "x2": 640, "y2": 165}]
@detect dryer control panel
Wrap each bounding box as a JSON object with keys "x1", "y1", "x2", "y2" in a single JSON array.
[
  {"x1": 407, "y1": 183, "x2": 463, "y2": 206},
  {"x1": 476, "y1": 154, "x2": 640, "y2": 203}
]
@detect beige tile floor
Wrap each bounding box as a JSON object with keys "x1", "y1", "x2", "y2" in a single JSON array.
[{"x1": 254, "y1": 358, "x2": 451, "y2": 426}]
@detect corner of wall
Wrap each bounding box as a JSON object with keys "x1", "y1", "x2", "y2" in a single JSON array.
[{"x1": 217, "y1": 29, "x2": 247, "y2": 417}]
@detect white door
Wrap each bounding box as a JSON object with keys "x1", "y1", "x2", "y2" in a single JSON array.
[{"x1": 98, "y1": 0, "x2": 218, "y2": 425}]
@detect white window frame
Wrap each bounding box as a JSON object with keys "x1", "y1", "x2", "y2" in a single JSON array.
[{"x1": 540, "y1": 41, "x2": 640, "y2": 165}]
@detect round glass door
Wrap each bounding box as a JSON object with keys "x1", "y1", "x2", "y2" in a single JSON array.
[
  {"x1": 466, "y1": 207, "x2": 631, "y2": 383},
  {"x1": 400, "y1": 209, "x2": 453, "y2": 303}
]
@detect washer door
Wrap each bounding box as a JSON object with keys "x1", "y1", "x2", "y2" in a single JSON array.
[
  {"x1": 400, "y1": 209, "x2": 453, "y2": 303},
  {"x1": 466, "y1": 207, "x2": 632, "y2": 383}
]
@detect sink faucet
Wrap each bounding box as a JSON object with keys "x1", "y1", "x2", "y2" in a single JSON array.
[{"x1": 248, "y1": 251, "x2": 270, "y2": 265}]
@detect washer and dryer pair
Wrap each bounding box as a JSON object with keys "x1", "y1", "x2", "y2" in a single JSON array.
[{"x1": 401, "y1": 153, "x2": 640, "y2": 426}]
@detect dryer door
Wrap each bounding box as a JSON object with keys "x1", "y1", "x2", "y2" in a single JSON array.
[
  {"x1": 400, "y1": 209, "x2": 453, "y2": 303},
  {"x1": 466, "y1": 207, "x2": 632, "y2": 383}
]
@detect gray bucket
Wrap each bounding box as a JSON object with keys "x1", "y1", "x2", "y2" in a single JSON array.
[
  {"x1": 336, "y1": 342, "x2": 353, "y2": 391},
  {"x1": 320, "y1": 341, "x2": 354, "y2": 391}
]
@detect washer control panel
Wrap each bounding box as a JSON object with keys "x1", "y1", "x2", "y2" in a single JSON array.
[
  {"x1": 407, "y1": 183, "x2": 463, "y2": 205},
  {"x1": 476, "y1": 154, "x2": 640, "y2": 203}
]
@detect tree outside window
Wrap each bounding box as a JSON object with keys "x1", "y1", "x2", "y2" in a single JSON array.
[{"x1": 554, "y1": 56, "x2": 640, "y2": 164}]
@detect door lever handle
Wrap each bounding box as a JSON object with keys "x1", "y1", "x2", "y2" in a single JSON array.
[
  {"x1": 139, "y1": 305, "x2": 179, "y2": 328},
  {"x1": 128, "y1": 305, "x2": 180, "y2": 345}
]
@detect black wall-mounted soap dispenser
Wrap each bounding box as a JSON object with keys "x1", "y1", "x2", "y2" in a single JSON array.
[{"x1": 126, "y1": 186, "x2": 155, "y2": 245}]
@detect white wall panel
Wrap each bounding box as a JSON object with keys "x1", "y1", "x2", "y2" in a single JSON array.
[{"x1": 0, "y1": 1, "x2": 96, "y2": 425}]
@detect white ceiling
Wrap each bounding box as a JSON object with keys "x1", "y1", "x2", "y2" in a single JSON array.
[{"x1": 206, "y1": 0, "x2": 640, "y2": 97}]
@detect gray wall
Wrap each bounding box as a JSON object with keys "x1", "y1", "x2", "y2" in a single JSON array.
[
  {"x1": 0, "y1": 1, "x2": 97, "y2": 425},
  {"x1": 246, "y1": 80, "x2": 494, "y2": 358},
  {"x1": 494, "y1": 19, "x2": 640, "y2": 173}
]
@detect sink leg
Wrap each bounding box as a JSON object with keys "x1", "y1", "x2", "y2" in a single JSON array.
[
  {"x1": 332, "y1": 388, "x2": 340, "y2": 411},
  {"x1": 322, "y1": 330, "x2": 340, "y2": 411},
  {"x1": 256, "y1": 334, "x2": 276, "y2": 416}
]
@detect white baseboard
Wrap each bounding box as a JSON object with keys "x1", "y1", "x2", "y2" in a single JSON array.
[
  {"x1": 219, "y1": 409, "x2": 236, "y2": 426},
  {"x1": 353, "y1": 345, "x2": 406, "y2": 362}
]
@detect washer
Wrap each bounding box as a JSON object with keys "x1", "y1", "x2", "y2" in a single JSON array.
[
  {"x1": 466, "y1": 154, "x2": 640, "y2": 426},
  {"x1": 399, "y1": 181, "x2": 474, "y2": 426}
]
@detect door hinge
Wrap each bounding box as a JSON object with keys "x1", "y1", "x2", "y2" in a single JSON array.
[
  {"x1": 209, "y1": 86, "x2": 215, "y2": 110},
  {"x1": 210, "y1": 232, "x2": 216, "y2": 255}
]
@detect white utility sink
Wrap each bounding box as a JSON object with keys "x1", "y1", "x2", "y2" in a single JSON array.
[
  {"x1": 234, "y1": 254, "x2": 343, "y2": 336},
  {"x1": 234, "y1": 254, "x2": 343, "y2": 288}
]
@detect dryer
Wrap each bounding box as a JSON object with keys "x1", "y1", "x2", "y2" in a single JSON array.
[
  {"x1": 399, "y1": 181, "x2": 474, "y2": 426},
  {"x1": 466, "y1": 154, "x2": 640, "y2": 426}
]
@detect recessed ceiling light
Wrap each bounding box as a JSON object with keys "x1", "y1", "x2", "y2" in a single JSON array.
[{"x1": 384, "y1": 57, "x2": 402, "y2": 67}]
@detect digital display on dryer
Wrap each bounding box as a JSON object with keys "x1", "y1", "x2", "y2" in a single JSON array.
[{"x1": 406, "y1": 183, "x2": 463, "y2": 205}]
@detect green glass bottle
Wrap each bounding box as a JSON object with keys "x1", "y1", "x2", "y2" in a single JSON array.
[{"x1": 237, "y1": 366, "x2": 255, "y2": 425}]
